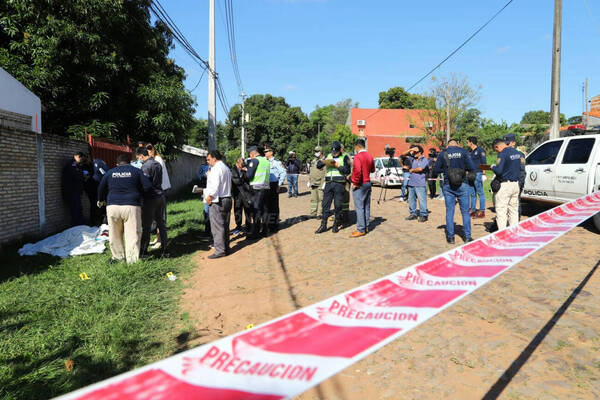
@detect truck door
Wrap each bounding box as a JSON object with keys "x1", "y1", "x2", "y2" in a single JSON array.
[
  {"x1": 553, "y1": 137, "x2": 597, "y2": 201},
  {"x1": 524, "y1": 140, "x2": 564, "y2": 200}
]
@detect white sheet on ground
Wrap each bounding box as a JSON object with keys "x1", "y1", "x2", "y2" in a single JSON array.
[{"x1": 18, "y1": 224, "x2": 110, "y2": 258}]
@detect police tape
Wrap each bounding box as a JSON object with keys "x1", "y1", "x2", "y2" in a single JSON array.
[{"x1": 56, "y1": 192, "x2": 600, "y2": 400}]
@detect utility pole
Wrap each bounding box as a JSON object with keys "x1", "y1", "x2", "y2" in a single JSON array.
[
  {"x1": 445, "y1": 87, "x2": 451, "y2": 144},
  {"x1": 240, "y1": 91, "x2": 246, "y2": 157},
  {"x1": 207, "y1": 0, "x2": 217, "y2": 151},
  {"x1": 549, "y1": 0, "x2": 562, "y2": 139}
]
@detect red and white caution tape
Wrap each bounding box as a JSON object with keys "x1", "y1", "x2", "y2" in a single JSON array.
[{"x1": 57, "y1": 192, "x2": 600, "y2": 400}]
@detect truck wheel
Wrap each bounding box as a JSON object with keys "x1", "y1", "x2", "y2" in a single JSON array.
[{"x1": 593, "y1": 213, "x2": 600, "y2": 233}]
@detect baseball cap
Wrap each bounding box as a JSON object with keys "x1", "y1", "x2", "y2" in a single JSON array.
[
  {"x1": 331, "y1": 141, "x2": 342, "y2": 152},
  {"x1": 314, "y1": 146, "x2": 322, "y2": 152},
  {"x1": 503, "y1": 133, "x2": 516, "y2": 143}
]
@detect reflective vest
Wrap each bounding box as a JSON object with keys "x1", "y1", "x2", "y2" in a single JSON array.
[
  {"x1": 325, "y1": 153, "x2": 347, "y2": 182},
  {"x1": 250, "y1": 156, "x2": 270, "y2": 189}
]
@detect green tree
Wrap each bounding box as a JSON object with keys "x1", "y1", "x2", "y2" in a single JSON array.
[
  {"x1": 378, "y1": 87, "x2": 435, "y2": 109},
  {"x1": 0, "y1": 0, "x2": 194, "y2": 155},
  {"x1": 567, "y1": 115, "x2": 582, "y2": 125},
  {"x1": 329, "y1": 124, "x2": 355, "y2": 153},
  {"x1": 310, "y1": 98, "x2": 357, "y2": 136},
  {"x1": 520, "y1": 110, "x2": 566, "y2": 125}
]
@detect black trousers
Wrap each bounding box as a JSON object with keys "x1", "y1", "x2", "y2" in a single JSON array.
[
  {"x1": 428, "y1": 179, "x2": 437, "y2": 199},
  {"x1": 265, "y1": 182, "x2": 280, "y2": 232},
  {"x1": 321, "y1": 181, "x2": 345, "y2": 221},
  {"x1": 233, "y1": 192, "x2": 251, "y2": 230},
  {"x1": 249, "y1": 188, "x2": 268, "y2": 236},
  {"x1": 141, "y1": 195, "x2": 167, "y2": 255}
]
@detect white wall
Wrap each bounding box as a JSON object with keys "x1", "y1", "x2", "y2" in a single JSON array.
[{"x1": 0, "y1": 67, "x2": 42, "y2": 132}]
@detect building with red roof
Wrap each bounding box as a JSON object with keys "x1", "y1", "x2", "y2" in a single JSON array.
[{"x1": 348, "y1": 108, "x2": 440, "y2": 157}]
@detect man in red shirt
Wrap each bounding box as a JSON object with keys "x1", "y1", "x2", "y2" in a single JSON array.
[{"x1": 350, "y1": 138, "x2": 375, "y2": 237}]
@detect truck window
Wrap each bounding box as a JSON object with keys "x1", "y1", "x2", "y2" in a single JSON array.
[
  {"x1": 526, "y1": 141, "x2": 563, "y2": 165},
  {"x1": 382, "y1": 158, "x2": 400, "y2": 168},
  {"x1": 561, "y1": 138, "x2": 595, "y2": 164}
]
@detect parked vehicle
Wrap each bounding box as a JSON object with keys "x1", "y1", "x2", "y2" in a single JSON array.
[
  {"x1": 522, "y1": 132, "x2": 600, "y2": 231},
  {"x1": 370, "y1": 157, "x2": 404, "y2": 186}
]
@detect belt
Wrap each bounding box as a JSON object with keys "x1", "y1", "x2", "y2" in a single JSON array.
[{"x1": 501, "y1": 180, "x2": 518, "y2": 183}]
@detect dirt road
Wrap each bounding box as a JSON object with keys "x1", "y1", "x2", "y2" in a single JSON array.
[{"x1": 181, "y1": 174, "x2": 600, "y2": 399}]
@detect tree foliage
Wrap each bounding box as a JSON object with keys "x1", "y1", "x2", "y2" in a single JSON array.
[
  {"x1": 0, "y1": 0, "x2": 194, "y2": 155},
  {"x1": 378, "y1": 87, "x2": 435, "y2": 109},
  {"x1": 520, "y1": 110, "x2": 566, "y2": 125}
]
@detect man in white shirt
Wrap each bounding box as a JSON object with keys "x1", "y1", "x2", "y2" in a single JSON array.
[{"x1": 204, "y1": 150, "x2": 232, "y2": 259}]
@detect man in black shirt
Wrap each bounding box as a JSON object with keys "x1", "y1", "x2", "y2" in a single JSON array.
[
  {"x1": 231, "y1": 156, "x2": 252, "y2": 234},
  {"x1": 137, "y1": 147, "x2": 169, "y2": 257}
]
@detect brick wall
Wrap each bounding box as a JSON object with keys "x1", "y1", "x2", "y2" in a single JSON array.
[{"x1": 0, "y1": 127, "x2": 90, "y2": 245}]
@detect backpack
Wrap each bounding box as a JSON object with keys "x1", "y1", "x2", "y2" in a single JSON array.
[{"x1": 443, "y1": 151, "x2": 466, "y2": 189}]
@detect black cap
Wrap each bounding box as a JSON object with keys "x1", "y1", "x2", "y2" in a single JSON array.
[
  {"x1": 503, "y1": 133, "x2": 516, "y2": 143},
  {"x1": 331, "y1": 141, "x2": 342, "y2": 152},
  {"x1": 248, "y1": 146, "x2": 259, "y2": 153}
]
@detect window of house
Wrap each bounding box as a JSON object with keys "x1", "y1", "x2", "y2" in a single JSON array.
[{"x1": 409, "y1": 124, "x2": 415, "y2": 129}]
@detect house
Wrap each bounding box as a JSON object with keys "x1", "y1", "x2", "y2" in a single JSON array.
[
  {"x1": 0, "y1": 67, "x2": 42, "y2": 132},
  {"x1": 583, "y1": 94, "x2": 600, "y2": 129},
  {"x1": 348, "y1": 108, "x2": 439, "y2": 157}
]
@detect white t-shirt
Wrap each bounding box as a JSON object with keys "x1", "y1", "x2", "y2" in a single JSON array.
[{"x1": 155, "y1": 155, "x2": 171, "y2": 191}]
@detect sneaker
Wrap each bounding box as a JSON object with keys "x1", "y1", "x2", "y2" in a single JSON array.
[
  {"x1": 108, "y1": 258, "x2": 120, "y2": 265},
  {"x1": 464, "y1": 237, "x2": 473, "y2": 243},
  {"x1": 418, "y1": 216, "x2": 428, "y2": 223},
  {"x1": 446, "y1": 236, "x2": 455, "y2": 244},
  {"x1": 405, "y1": 215, "x2": 418, "y2": 221},
  {"x1": 207, "y1": 253, "x2": 226, "y2": 259}
]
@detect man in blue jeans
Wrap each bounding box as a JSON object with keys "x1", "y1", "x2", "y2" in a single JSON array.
[
  {"x1": 402, "y1": 146, "x2": 429, "y2": 222},
  {"x1": 433, "y1": 138, "x2": 476, "y2": 244},
  {"x1": 285, "y1": 151, "x2": 302, "y2": 197},
  {"x1": 467, "y1": 136, "x2": 487, "y2": 218},
  {"x1": 350, "y1": 139, "x2": 375, "y2": 237}
]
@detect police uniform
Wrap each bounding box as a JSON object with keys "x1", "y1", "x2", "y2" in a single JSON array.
[
  {"x1": 246, "y1": 152, "x2": 271, "y2": 238},
  {"x1": 265, "y1": 150, "x2": 286, "y2": 233},
  {"x1": 315, "y1": 142, "x2": 351, "y2": 233},
  {"x1": 432, "y1": 145, "x2": 476, "y2": 243},
  {"x1": 308, "y1": 146, "x2": 326, "y2": 217},
  {"x1": 492, "y1": 145, "x2": 522, "y2": 230}
]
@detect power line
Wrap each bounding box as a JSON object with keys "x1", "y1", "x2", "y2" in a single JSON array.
[
  {"x1": 406, "y1": 0, "x2": 516, "y2": 92},
  {"x1": 223, "y1": 0, "x2": 244, "y2": 93},
  {"x1": 583, "y1": 0, "x2": 600, "y2": 36}
]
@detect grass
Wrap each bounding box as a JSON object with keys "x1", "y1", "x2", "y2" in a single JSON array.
[{"x1": 0, "y1": 185, "x2": 206, "y2": 399}]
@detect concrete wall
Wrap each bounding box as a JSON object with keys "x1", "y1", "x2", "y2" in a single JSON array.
[
  {"x1": 0, "y1": 127, "x2": 90, "y2": 245},
  {"x1": 166, "y1": 149, "x2": 206, "y2": 194},
  {"x1": 0, "y1": 67, "x2": 42, "y2": 132}
]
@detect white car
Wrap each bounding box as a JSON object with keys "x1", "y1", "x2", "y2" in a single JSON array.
[
  {"x1": 370, "y1": 157, "x2": 405, "y2": 186},
  {"x1": 522, "y1": 133, "x2": 600, "y2": 231}
]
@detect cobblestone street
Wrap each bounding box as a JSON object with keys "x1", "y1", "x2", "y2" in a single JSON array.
[{"x1": 183, "y1": 174, "x2": 600, "y2": 399}]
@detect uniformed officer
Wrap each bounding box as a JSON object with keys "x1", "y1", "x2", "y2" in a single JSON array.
[
  {"x1": 264, "y1": 145, "x2": 286, "y2": 233},
  {"x1": 315, "y1": 141, "x2": 351, "y2": 234},
  {"x1": 244, "y1": 146, "x2": 271, "y2": 239},
  {"x1": 492, "y1": 138, "x2": 523, "y2": 229},
  {"x1": 467, "y1": 136, "x2": 487, "y2": 219},
  {"x1": 340, "y1": 144, "x2": 352, "y2": 224},
  {"x1": 503, "y1": 133, "x2": 526, "y2": 218},
  {"x1": 432, "y1": 138, "x2": 476, "y2": 244},
  {"x1": 308, "y1": 146, "x2": 326, "y2": 218}
]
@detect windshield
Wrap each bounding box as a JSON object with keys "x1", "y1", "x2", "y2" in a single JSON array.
[{"x1": 381, "y1": 158, "x2": 400, "y2": 168}]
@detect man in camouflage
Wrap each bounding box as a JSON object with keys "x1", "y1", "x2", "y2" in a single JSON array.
[{"x1": 308, "y1": 146, "x2": 326, "y2": 218}]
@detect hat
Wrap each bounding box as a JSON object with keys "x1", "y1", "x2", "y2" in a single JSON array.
[
  {"x1": 248, "y1": 146, "x2": 259, "y2": 153},
  {"x1": 264, "y1": 146, "x2": 274, "y2": 153},
  {"x1": 504, "y1": 133, "x2": 516, "y2": 143},
  {"x1": 331, "y1": 141, "x2": 342, "y2": 152},
  {"x1": 314, "y1": 146, "x2": 322, "y2": 152}
]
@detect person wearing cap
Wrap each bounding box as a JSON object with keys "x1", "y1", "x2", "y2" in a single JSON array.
[
  {"x1": 504, "y1": 133, "x2": 526, "y2": 219},
  {"x1": 467, "y1": 136, "x2": 487, "y2": 219},
  {"x1": 402, "y1": 145, "x2": 429, "y2": 222},
  {"x1": 340, "y1": 143, "x2": 353, "y2": 224},
  {"x1": 315, "y1": 141, "x2": 351, "y2": 234},
  {"x1": 264, "y1": 145, "x2": 286, "y2": 233},
  {"x1": 285, "y1": 151, "x2": 302, "y2": 198},
  {"x1": 350, "y1": 138, "x2": 375, "y2": 237},
  {"x1": 491, "y1": 138, "x2": 523, "y2": 230},
  {"x1": 244, "y1": 146, "x2": 270, "y2": 238},
  {"x1": 432, "y1": 138, "x2": 476, "y2": 244},
  {"x1": 308, "y1": 145, "x2": 326, "y2": 218}
]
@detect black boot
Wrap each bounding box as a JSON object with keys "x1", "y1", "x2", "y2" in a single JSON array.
[
  {"x1": 332, "y1": 218, "x2": 340, "y2": 233},
  {"x1": 315, "y1": 220, "x2": 328, "y2": 234}
]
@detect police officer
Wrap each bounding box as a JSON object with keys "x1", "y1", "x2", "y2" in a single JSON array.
[
  {"x1": 467, "y1": 136, "x2": 487, "y2": 219},
  {"x1": 244, "y1": 146, "x2": 271, "y2": 239},
  {"x1": 264, "y1": 145, "x2": 286, "y2": 233},
  {"x1": 433, "y1": 138, "x2": 476, "y2": 244},
  {"x1": 340, "y1": 144, "x2": 352, "y2": 224},
  {"x1": 503, "y1": 133, "x2": 526, "y2": 218},
  {"x1": 491, "y1": 138, "x2": 523, "y2": 230},
  {"x1": 308, "y1": 146, "x2": 326, "y2": 218},
  {"x1": 315, "y1": 141, "x2": 351, "y2": 234}
]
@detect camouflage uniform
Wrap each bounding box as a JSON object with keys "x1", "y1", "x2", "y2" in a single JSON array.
[{"x1": 309, "y1": 147, "x2": 326, "y2": 217}]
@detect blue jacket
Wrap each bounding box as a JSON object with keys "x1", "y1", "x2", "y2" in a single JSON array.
[
  {"x1": 492, "y1": 146, "x2": 522, "y2": 182},
  {"x1": 92, "y1": 158, "x2": 109, "y2": 183},
  {"x1": 433, "y1": 146, "x2": 476, "y2": 186},
  {"x1": 97, "y1": 164, "x2": 152, "y2": 206},
  {"x1": 469, "y1": 146, "x2": 487, "y2": 173}
]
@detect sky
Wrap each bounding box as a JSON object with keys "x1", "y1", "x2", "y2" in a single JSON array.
[{"x1": 162, "y1": 0, "x2": 600, "y2": 125}]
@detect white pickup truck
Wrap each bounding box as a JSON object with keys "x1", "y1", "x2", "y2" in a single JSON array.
[
  {"x1": 521, "y1": 133, "x2": 600, "y2": 230},
  {"x1": 370, "y1": 157, "x2": 404, "y2": 186}
]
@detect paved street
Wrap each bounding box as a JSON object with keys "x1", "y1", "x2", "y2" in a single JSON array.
[{"x1": 182, "y1": 174, "x2": 600, "y2": 399}]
